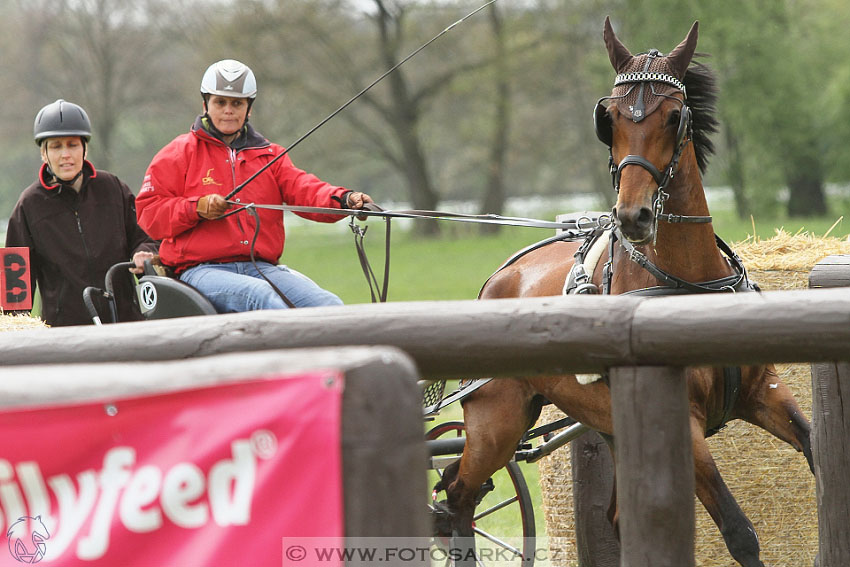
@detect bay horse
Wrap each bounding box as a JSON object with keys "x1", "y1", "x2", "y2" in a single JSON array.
[{"x1": 435, "y1": 18, "x2": 813, "y2": 567}]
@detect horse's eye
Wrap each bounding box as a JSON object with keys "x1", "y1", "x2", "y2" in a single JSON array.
[{"x1": 668, "y1": 110, "x2": 681, "y2": 128}]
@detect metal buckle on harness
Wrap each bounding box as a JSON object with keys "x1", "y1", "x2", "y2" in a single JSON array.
[
  {"x1": 348, "y1": 215, "x2": 367, "y2": 237},
  {"x1": 597, "y1": 213, "x2": 614, "y2": 230},
  {"x1": 628, "y1": 246, "x2": 646, "y2": 265},
  {"x1": 574, "y1": 282, "x2": 599, "y2": 294},
  {"x1": 653, "y1": 189, "x2": 669, "y2": 220},
  {"x1": 572, "y1": 264, "x2": 589, "y2": 285},
  {"x1": 571, "y1": 264, "x2": 598, "y2": 294}
]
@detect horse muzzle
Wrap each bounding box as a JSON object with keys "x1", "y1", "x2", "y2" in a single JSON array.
[
  {"x1": 611, "y1": 154, "x2": 668, "y2": 244},
  {"x1": 613, "y1": 204, "x2": 656, "y2": 244}
]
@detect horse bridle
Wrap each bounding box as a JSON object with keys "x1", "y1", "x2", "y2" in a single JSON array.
[
  {"x1": 574, "y1": 55, "x2": 755, "y2": 296},
  {"x1": 593, "y1": 51, "x2": 711, "y2": 231}
]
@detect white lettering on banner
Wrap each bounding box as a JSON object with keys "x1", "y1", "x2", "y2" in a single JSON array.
[
  {"x1": 161, "y1": 463, "x2": 209, "y2": 528},
  {"x1": 0, "y1": 432, "x2": 274, "y2": 561}
]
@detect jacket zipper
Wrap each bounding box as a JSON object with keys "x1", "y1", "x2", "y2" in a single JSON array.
[
  {"x1": 228, "y1": 147, "x2": 249, "y2": 242},
  {"x1": 74, "y1": 210, "x2": 96, "y2": 277}
]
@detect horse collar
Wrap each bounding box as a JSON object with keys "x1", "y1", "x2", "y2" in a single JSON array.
[{"x1": 606, "y1": 228, "x2": 755, "y2": 296}]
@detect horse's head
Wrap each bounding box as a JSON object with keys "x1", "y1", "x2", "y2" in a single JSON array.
[{"x1": 595, "y1": 17, "x2": 701, "y2": 244}]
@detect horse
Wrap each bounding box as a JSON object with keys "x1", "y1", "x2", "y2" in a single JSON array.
[{"x1": 434, "y1": 18, "x2": 813, "y2": 567}]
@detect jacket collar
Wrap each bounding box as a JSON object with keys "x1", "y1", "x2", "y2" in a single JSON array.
[
  {"x1": 192, "y1": 115, "x2": 270, "y2": 151},
  {"x1": 39, "y1": 160, "x2": 97, "y2": 191}
]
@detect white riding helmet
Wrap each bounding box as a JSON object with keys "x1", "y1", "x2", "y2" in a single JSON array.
[{"x1": 200, "y1": 59, "x2": 257, "y2": 99}]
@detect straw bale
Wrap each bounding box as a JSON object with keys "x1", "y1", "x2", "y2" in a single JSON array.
[
  {"x1": 0, "y1": 313, "x2": 46, "y2": 332},
  {"x1": 538, "y1": 231, "x2": 837, "y2": 566}
]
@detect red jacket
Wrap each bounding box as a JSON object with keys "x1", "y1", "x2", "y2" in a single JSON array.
[{"x1": 136, "y1": 118, "x2": 350, "y2": 272}]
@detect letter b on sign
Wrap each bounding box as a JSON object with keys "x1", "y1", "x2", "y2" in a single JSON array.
[{"x1": 1, "y1": 247, "x2": 32, "y2": 310}]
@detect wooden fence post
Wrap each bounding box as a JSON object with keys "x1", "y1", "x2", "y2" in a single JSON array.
[
  {"x1": 0, "y1": 346, "x2": 429, "y2": 559},
  {"x1": 809, "y1": 255, "x2": 850, "y2": 566},
  {"x1": 571, "y1": 430, "x2": 620, "y2": 566},
  {"x1": 609, "y1": 366, "x2": 694, "y2": 567}
]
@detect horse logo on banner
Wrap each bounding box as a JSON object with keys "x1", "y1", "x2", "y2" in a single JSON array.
[{"x1": 7, "y1": 516, "x2": 50, "y2": 564}]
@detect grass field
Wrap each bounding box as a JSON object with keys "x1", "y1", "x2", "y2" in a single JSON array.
[{"x1": 280, "y1": 204, "x2": 848, "y2": 305}]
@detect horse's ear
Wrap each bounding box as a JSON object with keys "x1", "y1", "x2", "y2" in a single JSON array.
[
  {"x1": 667, "y1": 21, "x2": 699, "y2": 79},
  {"x1": 603, "y1": 16, "x2": 633, "y2": 72}
]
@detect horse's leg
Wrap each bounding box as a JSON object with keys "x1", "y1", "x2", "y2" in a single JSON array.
[
  {"x1": 442, "y1": 379, "x2": 538, "y2": 540},
  {"x1": 691, "y1": 417, "x2": 765, "y2": 567},
  {"x1": 738, "y1": 365, "x2": 813, "y2": 472}
]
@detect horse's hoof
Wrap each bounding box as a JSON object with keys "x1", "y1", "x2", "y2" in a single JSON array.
[{"x1": 431, "y1": 500, "x2": 453, "y2": 538}]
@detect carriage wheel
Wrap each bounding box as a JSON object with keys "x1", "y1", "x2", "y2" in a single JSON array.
[{"x1": 427, "y1": 420, "x2": 536, "y2": 567}]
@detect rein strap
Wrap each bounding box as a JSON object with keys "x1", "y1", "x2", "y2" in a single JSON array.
[{"x1": 224, "y1": 201, "x2": 608, "y2": 231}]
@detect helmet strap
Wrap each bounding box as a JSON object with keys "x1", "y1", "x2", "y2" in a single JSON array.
[{"x1": 41, "y1": 137, "x2": 87, "y2": 191}]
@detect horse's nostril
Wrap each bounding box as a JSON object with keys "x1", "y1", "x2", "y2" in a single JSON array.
[{"x1": 637, "y1": 207, "x2": 653, "y2": 227}]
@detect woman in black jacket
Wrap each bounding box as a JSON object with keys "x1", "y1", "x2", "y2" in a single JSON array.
[{"x1": 5, "y1": 99, "x2": 157, "y2": 326}]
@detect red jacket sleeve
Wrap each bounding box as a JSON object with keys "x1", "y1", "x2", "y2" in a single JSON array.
[
  {"x1": 271, "y1": 149, "x2": 350, "y2": 223},
  {"x1": 136, "y1": 137, "x2": 203, "y2": 240}
]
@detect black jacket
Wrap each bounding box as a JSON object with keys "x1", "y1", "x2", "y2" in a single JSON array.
[{"x1": 5, "y1": 161, "x2": 157, "y2": 326}]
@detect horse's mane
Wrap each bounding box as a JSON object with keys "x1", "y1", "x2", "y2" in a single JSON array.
[{"x1": 683, "y1": 56, "x2": 719, "y2": 174}]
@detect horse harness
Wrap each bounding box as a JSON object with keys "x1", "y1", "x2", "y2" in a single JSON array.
[
  {"x1": 570, "y1": 54, "x2": 748, "y2": 435},
  {"x1": 558, "y1": 219, "x2": 752, "y2": 436}
]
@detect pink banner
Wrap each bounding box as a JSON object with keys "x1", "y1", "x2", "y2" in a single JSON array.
[{"x1": 0, "y1": 371, "x2": 344, "y2": 566}]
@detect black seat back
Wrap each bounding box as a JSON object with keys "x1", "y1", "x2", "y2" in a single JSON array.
[{"x1": 136, "y1": 276, "x2": 218, "y2": 319}]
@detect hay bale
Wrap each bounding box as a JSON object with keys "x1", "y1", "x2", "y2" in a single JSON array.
[
  {"x1": 538, "y1": 231, "x2": 848, "y2": 566},
  {"x1": 0, "y1": 313, "x2": 46, "y2": 332}
]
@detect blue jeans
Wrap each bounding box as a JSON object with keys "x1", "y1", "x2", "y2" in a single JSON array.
[{"x1": 180, "y1": 261, "x2": 343, "y2": 313}]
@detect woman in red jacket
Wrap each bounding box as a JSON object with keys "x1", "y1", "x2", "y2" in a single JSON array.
[{"x1": 136, "y1": 59, "x2": 373, "y2": 312}]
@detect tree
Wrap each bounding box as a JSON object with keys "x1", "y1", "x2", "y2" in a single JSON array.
[
  {"x1": 197, "y1": 0, "x2": 512, "y2": 237},
  {"x1": 15, "y1": 0, "x2": 186, "y2": 174},
  {"x1": 616, "y1": 0, "x2": 831, "y2": 219},
  {"x1": 478, "y1": 2, "x2": 511, "y2": 233}
]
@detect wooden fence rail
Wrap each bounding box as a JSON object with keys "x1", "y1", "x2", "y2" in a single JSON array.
[
  {"x1": 2, "y1": 285, "x2": 849, "y2": 565},
  {"x1": 1, "y1": 287, "x2": 849, "y2": 374}
]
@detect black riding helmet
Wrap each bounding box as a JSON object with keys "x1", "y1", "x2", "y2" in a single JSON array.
[{"x1": 33, "y1": 99, "x2": 92, "y2": 146}]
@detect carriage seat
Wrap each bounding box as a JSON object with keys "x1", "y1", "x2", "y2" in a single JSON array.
[{"x1": 135, "y1": 259, "x2": 218, "y2": 319}]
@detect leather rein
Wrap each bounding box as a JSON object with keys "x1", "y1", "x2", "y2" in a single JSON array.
[{"x1": 222, "y1": 201, "x2": 609, "y2": 305}]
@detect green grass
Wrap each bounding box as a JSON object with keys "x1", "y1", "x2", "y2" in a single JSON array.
[
  {"x1": 281, "y1": 207, "x2": 848, "y2": 305},
  {"x1": 281, "y1": 222, "x2": 549, "y2": 304}
]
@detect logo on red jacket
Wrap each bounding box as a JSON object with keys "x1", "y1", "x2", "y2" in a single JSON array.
[{"x1": 202, "y1": 169, "x2": 222, "y2": 186}]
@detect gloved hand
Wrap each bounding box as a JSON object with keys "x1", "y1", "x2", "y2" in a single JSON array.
[
  {"x1": 341, "y1": 191, "x2": 376, "y2": 220},
  {"x1": 197, "y1": 194, "x2": 231, "y2": 220},
  {"x1": 342, "y1": 191, "x2": 374, "y2": 209}
]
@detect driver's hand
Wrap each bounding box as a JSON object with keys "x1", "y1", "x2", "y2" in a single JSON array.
[
  {"x1": 343, "y1": 191, "x2": 374, "y2": 210},
  {"x1": 197, "y1": 194, "x2": 231, "y2": 220}
]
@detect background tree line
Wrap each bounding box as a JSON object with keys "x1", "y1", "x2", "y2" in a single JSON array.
[{"x1": 0, "y1": 0, "x2": 847, "y2": 236}]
